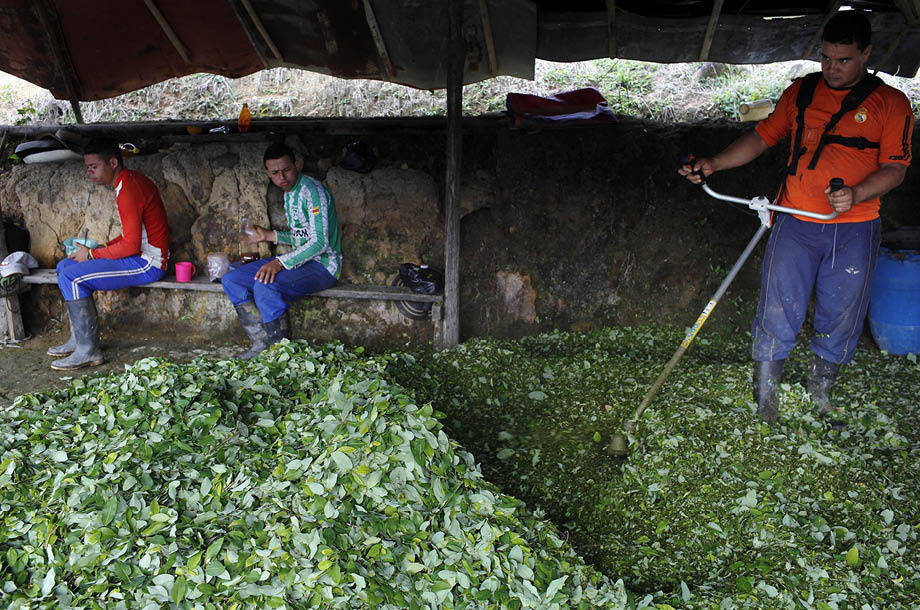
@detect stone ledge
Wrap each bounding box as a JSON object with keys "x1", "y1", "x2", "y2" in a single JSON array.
[{"x1": 22, "y1": 269, "x2": 443, "y2": 303}]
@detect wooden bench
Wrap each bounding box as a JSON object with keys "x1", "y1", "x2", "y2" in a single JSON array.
[{"x1": 12, "y1": 269, "x2": 445, "y2": 346}]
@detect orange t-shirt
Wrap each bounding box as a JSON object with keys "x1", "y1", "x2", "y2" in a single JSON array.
[{"x1": 755, "y1": 75, "x2": 913, "y2": 223}]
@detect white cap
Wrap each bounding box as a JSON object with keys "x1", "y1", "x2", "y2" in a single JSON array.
[{"x1": 0, "y1": 251, "x2": 38, "y2": 277}]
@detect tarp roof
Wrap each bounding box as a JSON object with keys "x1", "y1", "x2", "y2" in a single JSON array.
[{"x1": 1, "y1": 0, "x2": 919, "y2": 103}]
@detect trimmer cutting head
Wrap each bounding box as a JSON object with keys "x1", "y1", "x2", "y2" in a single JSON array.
[{"x1": 606, "y1": 432, "x2": 628, "y2": 458}]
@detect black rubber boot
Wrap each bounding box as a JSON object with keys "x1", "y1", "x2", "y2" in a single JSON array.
[
  {"x1": 264, "y1": 313, "x2": 291, "y2": 347},
  {"x1": 808, "y1": 355, "x2": 843, "y2": 427},
  {"x1": 234, "y1": 302, "x2": 269, "y2": 360},
  {"x1": 50, "y1": 298, "x2": 104, "y2": 370},
  {"x1": 753, "y1": 359, "x2": 785, "y2": 423}
]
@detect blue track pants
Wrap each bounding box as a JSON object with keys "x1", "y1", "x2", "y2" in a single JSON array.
[
  {"x1": 751, "y1": 214, "x2": 880, "y2": 364},
  {"x1": 221, "y1": 258, "x2": 338, "y2": 324},
  {"x1": 57, "y1": 257, "x2": 166, "y2": 301}
]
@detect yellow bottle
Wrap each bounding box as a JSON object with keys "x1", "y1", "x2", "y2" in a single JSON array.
[{"x1": 238, "y1": 103, "x2": 252, "y2": 133}]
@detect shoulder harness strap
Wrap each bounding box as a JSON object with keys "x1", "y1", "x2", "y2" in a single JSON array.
[
  {"x1": 788, "y1": 72, "x2": 884, "y2": 174},
  {"x1": 787, "y1": 72, "x2": 822, "y2": 176},
  {"x1": 806, "y1": 73, "x2": 883, "y2": 169}
]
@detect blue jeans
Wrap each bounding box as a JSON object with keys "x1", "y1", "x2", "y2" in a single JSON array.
[
  {"x1": 221, "y1": 258, "x2": 338, "y2": 323},
  {"x1": 751, "y1": 214, "x2": 880, "y2": 364},
  {"x1": 57, "y1": 257, "x2": 166, "y2": 301}
]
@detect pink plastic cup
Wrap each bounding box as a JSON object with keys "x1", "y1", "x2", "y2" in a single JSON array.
[{"x1": 175, "y1": 262, "x2": 197, "y2": 282}]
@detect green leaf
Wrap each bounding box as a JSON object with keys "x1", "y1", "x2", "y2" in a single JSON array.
[
  {"x1": 171, "y1": 575, "x2": 188, "y2": 604},
  {"x1": 100, "y1": 496, "x2": 118, "y2": 526},
  {"x1": 205, "y1": 538, "x2": 224, "y2": 563},
  {"x1": 41, "y1": 567, "x2": 55, "y2": 596},
  {"x1": 846, "y1": 546, "x2": 859, "y2": 566},
  {"x1": 187, "y1": 551, "x2": 203, "y2": 572}
]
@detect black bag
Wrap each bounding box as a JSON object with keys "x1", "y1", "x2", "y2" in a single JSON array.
[
  {"x1": 339, "y1": 140, "x2": 375, "y2": 174},
  {"x1": 393, "y1": 263, "x2": 444, "y2": 320}
]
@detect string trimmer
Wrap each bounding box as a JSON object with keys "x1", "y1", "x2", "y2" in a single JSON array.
[{"x1": 606, "y1": 156, "x2": 841, "y2": 458}]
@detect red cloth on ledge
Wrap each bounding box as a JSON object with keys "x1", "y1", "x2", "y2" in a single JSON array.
[{"x1": 506, "y1": 87, "x2": 615, "y2": 126}]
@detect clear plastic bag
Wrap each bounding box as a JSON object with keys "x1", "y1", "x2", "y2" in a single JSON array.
[{"x1": 207, "y1": 253, "x2": 231, "y2": 282}]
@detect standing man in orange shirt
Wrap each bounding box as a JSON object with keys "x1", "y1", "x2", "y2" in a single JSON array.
[
  {"x1": 681, "y1": 11, "x2": 913, "y2": 425},
  {"x1": 49, "y1": 139, "x2": 171, "y2": 370}
]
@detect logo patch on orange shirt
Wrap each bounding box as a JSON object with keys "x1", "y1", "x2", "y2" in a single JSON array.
[
  {"x1": 854, "y1": 107, "x2": 868, "y2": 123},
  {"x1": 311, "y1": 206, "x2": 320, "y2": 216}
]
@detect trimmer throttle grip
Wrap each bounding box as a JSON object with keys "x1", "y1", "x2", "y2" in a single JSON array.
[
  {"x1": 829, "y1": 177, "x2": 845, "y2": 192},
  {"x1": 681, "y1": 153, "x2": 706, "y2": 183}
]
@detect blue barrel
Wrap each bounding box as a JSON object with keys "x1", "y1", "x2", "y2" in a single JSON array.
[{"x1": 868, "y1": 227, "x2": 920, "y2": 355}]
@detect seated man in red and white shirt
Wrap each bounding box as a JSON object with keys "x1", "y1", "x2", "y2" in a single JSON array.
[{"x1": 49, "y1": 139, "x2": 170, "y2": 370}]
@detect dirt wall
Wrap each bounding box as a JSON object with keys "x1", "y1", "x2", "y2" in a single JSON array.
[{"x1": 2, "y1": 118, "x2": 918, "y2": 348}]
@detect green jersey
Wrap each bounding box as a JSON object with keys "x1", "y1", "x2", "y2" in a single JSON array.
[{"x1": 275, "y1": 173, "x2": 343, "y2": 278}]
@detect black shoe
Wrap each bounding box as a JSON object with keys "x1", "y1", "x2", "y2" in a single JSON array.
[{"x1": 753, "y1": 359, "x2": 785, "y2": 423}]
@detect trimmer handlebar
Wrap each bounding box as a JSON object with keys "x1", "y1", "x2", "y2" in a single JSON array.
[{"x1": 682, "y1": 154, "x2": 838, "y2": 222}]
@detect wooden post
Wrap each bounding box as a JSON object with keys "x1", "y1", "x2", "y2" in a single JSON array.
[
  {"x1": 605, "y1": 0, "x2": 617, "y2": 58},
  {"x1": 479, "y1": 0, "x2": 498, "y2": 76},
  {"x1": 0, "y1": 215, "x2": 27, "y2": 342},
  {"x1": 363, "y1": 0, "x2": 396, "y2": 80},
  {"x1": 441, "y1": 0, "x2": 464, "y2": 350},
  {"x1": 699, "y1": 0, "x2": 724, "y2": 62},
  {"x1": 143, "y1": 0, "x2": 192, "y2": 64},
  {"x1": 35, "y1": 0, "x2": 85, "y2": 108},
  {"x1": 800, "y1": 0, "x2": 844, "y2": 60}
]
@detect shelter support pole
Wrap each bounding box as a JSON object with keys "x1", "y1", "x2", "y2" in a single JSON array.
[
  {"x1": 363, "y1": 0, "x2": 396, "y2": 80},
  {"x1": 479, "y1": 0, "x2": 498, "y2": 77},
  {"x1": 894, "y1": 0, "x2": 920, "y2": 23},
  {"x1": 874, "y1": 25, "x2": 910, "y2": 75},
  {"x1": 143, "y1": 0, "x2": 192, "y2": 64},
  {"x1": 227, "y1": 0, "x2": 272, "y2": 68},
  {"x1": 605, "y1": 0, "x2": 617, "y2": 58},
  {"x1": 70, "y1": 100, "x2": 83, "y2": 124},
  {"x1": 35, "y1": 0, "x2": 84, "y2": 117},
  {"x1": 240, "y1": 0, "x2": 284, "y2": 62},
  {"x1": 0, "y1": 198, "x2": 26, "y2": 341},
  {"x1": 800, "y1": 0, "x2": 843, "y2": 60},
  {"x1": 440, "y1": 0, "x2": 464, "y2": 350},
  {"x1": 699, "y1": 0, "x2": 724, "y2": 61}
]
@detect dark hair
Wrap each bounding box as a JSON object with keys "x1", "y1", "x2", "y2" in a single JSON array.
[
  {"x1": 263, "y1": 143, "x2": 296, "y2": 166},
  {"x1": 822, "y1": 11, "x2": 871, "y2": 50},
  {"x1": 82, "y1": 138, "x2": 123, "y2": 166}
]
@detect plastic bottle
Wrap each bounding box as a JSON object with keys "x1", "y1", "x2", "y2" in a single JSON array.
[
  {"x1": 239, "y1": 216, "x2": 258, "y2": 263},
  {"x1": 238, "y1": 103, "x2": 251, "y2": 133}
]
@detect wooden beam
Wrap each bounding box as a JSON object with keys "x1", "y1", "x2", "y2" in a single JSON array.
[
  {"x1": 800, "y1": 0, "x2": 844, "y2": 60},
  {"x1": 142, "y1": 0, "x2": 192, "y2": 64},
  {"x1": 893, "y1": 0, "x2": 920, "y2": 24},
  {"x1": 227, "y1": 0, "x2": 271, "y2": 68},
  {"x1": 479, "y1": 0, "x2": 498, "y2": 76},
  {"x1": 34, "y1": 1, "x2": 84, "y2": 106},
  {"x1": 363, "y1": 0, "x2": 396, "y2": 80},
  {"x1": 240, "y1": 0, "x2": 284, "y2": 62},
  {"x1": 442, "y1": 0, "x2": 464, "y2": 350},
  {"x1": 699, "y1": 0, "x2": 725, "y2": 62},
  {"x1": 873, "y1": 25, "x2": 910, "y2": 75},
  {"x1": 70, "y1": 100, "x2": 83, "y2": 125},
  {"x1": 606, "y1": 0, "x2": 617, "y2": 58},
  {"x1": 0, "y1": 195, "x2": 27, "y2": 342}
]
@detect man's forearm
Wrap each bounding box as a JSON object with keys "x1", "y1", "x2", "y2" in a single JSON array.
[
  {"x1": 852, "y1": 164, "x2": 908, "y2": 203},
  {"x1": 712, "y1": 130, "x2": 770, "y2": 173}
]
